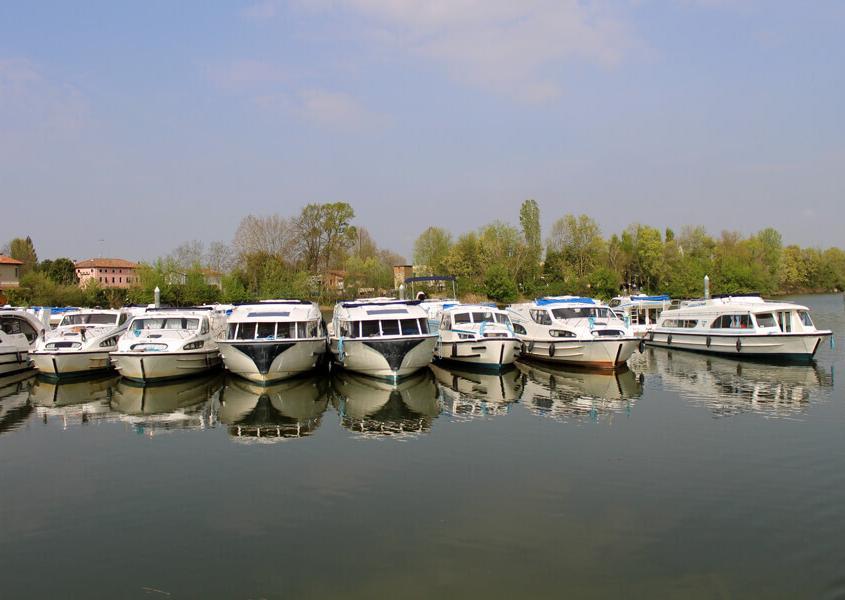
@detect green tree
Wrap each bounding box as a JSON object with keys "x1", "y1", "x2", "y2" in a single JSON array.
[
  {"x1": 296, "y1": 202, "x2": 357, "y2": 273},
  {"x1": 8, "y1": 236, "x2": 38, "y2": 275},
  {"x1": 484, "y1": 262, "x2": 518, "y2": 303},
  {"x1": 412, "y1": 226, "x2": 452, "y2": 274},
  {"x1": 546, "y1": 215, "x2": 604, "y2": 280},
  {"x1": 39, "y1": 258, "x2": 79, "y2": 286}
]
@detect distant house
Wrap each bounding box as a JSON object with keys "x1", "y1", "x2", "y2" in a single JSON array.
[
  {"x1": 393, "y1": 265, "x2": 413, "y2": 290},
  {"x1": 75, "y1": 258, "x2": 139, "y2": 289},
  {"x1": 324, "y1": 270, "x2": 346, "y2": 291},
  {"x1": 0, "y1": 255, "x2": 23, "y2": 303}
]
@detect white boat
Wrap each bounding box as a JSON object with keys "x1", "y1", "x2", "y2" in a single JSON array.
[
  {"x1": 329, "y1": 299, "x2": 438, "y2": 379},
  {"x1": 218, "y1": 300, "x2": 327, "y2": 384},
  {"x1": 608, "y1": 294, "x2": 672, "y2": 336},
  {"x1": 0, "y1": 308, "x2": 43, "y2": 376},
  {"x1": 30, "y1": 308, "x2": 140, "y2": 377},
  {"x1": 647, "y1": 294, "x2": 832, "y2": 362},
  {"x1": 111, "y1": 307, "x2": 226, "y2": 382},
  {"x1": 407, "y1": 275, "x2": 459, "y2": 331},
  {"x1": 507, "y1": 297, "x2": 640, "y2": 370},
  {"x1": 434, "y1": 304, "x2": 521, "y2": 369}
]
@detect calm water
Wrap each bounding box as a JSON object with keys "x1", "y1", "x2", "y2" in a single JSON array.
[{"x1": 2, "y1": 294, "x2": 844, "y2": 599}]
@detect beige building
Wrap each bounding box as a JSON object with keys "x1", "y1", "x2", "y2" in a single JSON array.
[
  {"x1": 0, "y1": 255, "x2": 23, "y2": 303},
  {"x1": 75, "y1": 258, "x2": 139, "y2": 289},
  {"x1": 393, "y1": 265, "x2": 414, "y2": 290}
]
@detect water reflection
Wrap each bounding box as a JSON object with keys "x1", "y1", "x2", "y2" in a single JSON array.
[
  {"x1": 517, "y1": 362, "x2": 643, "y2": 423},
  {"x1": 30, "y1": 374, "x2": 121, "y2": 428},
  {"x1": 111, "y1": 372, "x2": 223, "y2": 434},
  {"x1": 0, "y1": 371, "x2": 36, "y2": 435},
  {"x1": 331, "y1": 369, "x2": 440, "y2": 438},
  {"x1": 431, "y1": 363, "x2": 523, "y2": 420},
  {"x1": 649, "y1": 347, "x2": 834, "y2": 418},
  {"x1": 218, "y1": 375, "x2": 329, "y2": 442}
]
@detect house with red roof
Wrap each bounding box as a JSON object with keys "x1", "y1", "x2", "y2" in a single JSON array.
[{"x1": 75, "y1": 258, "x2": 139, "y2": 289}]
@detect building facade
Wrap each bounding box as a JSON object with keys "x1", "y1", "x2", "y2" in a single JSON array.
[
  {"x1": 0, "y1": 255, "x2": 23, "y2": 303},
  {"x1": 75, "y1": 258, "x2": 139, "y2": 289}
]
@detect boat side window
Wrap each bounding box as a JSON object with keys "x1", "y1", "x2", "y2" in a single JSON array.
[
  {"x1": 711, "y1": 314, "x2": 751, "y2": 329},
  {"x1": 199, "y1": 318, "x2": 208, "y2": 335},
  {"x1": 1, "y1": 317, "x2": 37, "y2": 342},
  {"x1": 294, "y1": 322, "x2": 308, "y2": 337},
  {"x1": 400, "y1": 319, "x2": 420, "y2": 335},
  {"x1": 256, "y1": 322, "x2": 275, "y2": 338},
  {"x1": 494, "y1": 313, "x2": 510, "y2": 325},
  {"x1": 798, "y1": 311, "x2": 814, "y2": 327},
  {"x1": 418, "y1": 317, "x2": 429, "y2": 334},
  {"x1": 512, "y1": 323, "x2": 527, "y2": 335},
  {"x1": 277, "y1": 322, "x2": 294, "y2": 338},
  {"x1": 308, "y1": 321, "x2": 319, "y2": 337},
  {"x1": 118, "y1": 313, "x2": 128, "y2": 326},
  {"x1": 236, "y1": 322, "x2": 256, "y2": 339},
  {"x1": 361, "y1": 320, "x2": 380, "y2": 337},
  {"x1": 381, "y1": 320, "x2": 400, "y2": 336},
  {"x1": 227, "y1": 323, "x2": 238, "y2": 338},
  {"x1": 441, "y1": 315, "x2": 452, "y2": 330},
  {"x1": 777, "y1": 312, "x2": 792, "y2": 332},
  {"x1": 454, "y1": 313, "x2": 471, "y2": 324},
  {"x1": 754, "y1": 313, "x2": 777, "y2": 328},
  {"x1": 531, "y1": 309, "x2": 553, "y2": 325}
]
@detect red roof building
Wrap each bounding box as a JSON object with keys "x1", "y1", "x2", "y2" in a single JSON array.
[{"x1": 75, "y1": 258, "x2": 139, "y2": 289}]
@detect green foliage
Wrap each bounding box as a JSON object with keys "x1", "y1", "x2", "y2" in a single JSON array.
[
  {"x1": 484, "y1": 262, "x2": 518, "y2": 303},
  {"x1": 38, "y1": 258, "x2": 79, "y2": 286},
  {"x1": 8, "y1": 236, "x2": 38, "y2": 275},
  {"x1": 412, "y1": 227, "x2": 452, "y2": 275}
]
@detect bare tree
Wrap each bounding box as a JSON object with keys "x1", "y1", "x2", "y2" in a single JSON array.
[
  {"x1": 205, "y1": 241, "x2": 235, "y2": 273},
  {"x1": 233, "y1": 214, "x2": 298, "y2": 264}
]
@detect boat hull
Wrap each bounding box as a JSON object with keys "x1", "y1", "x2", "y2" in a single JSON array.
[
  {"x1": 434, "y1": 338, "x2": 521, "y2": 369},
  {"x1": 518, "y1": 337, "x2": 639, "y2": 370},
  {"x1": 330, "y1": 335, "x2": 437, "y2": 379},
  {"x1": 31, "y1": 350, "x2": 113, "y2": 377},
  {"x1": 111, "y1": 350, "x2": 222, "y2": 382},
  {"x1": 646, "y1": 331, "x2": 830, "y2": 362},
  {"x1": 0, "y1": 349, "x2": 32, "y2": 377},
  {"x1": 218, "y1": 339, "x2": 327, "y2": 384}
]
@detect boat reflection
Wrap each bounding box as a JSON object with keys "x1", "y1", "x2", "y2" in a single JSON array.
[
  {"x1": 331, "y1": 369, "x2": 440, "y2": 438},
  {"x1": 218, "y1": 375, "x2": 329, "y2": 443},
  {"x1": 0, "y1": 371, "x2": 36, "y2": 435},
  {"x1": 516, "y1": 362, "x2": 643, "y2": 422},
  {"x1": 430, "y1": 363, "x2": 523, "y2": 420},
  {"x1": 111, "y1": 372, "x2": 223, "y2": 434},
  {"x1": 651, "y1": 347, "x2": 833, "y2": 418},
  {"x1": 30, "y1": 374, "x2": 120, "y2": 428}
]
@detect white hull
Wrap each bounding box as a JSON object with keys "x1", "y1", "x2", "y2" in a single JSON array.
[
  {"x1": 111, "y1": 350, "x2": 222, "y2": 382},
  {"x1": 434, "y1": 338, "x2": 520, "y2": 368},
  {"x1": 646, "y1": 331, "x2": 828, "y2": 360},
  {"x1": 218, "y1": 339, "x2": 326, "y2": 383},
  {"x1": 31, "y1": 350, "x2": 113, "y2": 377},
  {"x1": 0, "y1": 349, "x2": 32, "y2": 376},
  {"x1": 330, "y1": 335, "x2": 437, "y2": 379},
  {"x1": 519, "y1": 337, "x2": 640, "y2": 370}
]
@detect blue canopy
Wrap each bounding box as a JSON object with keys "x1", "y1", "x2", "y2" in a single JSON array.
[
  {"x1": 628, "y1": 295, "x2": 670, "y2": 302},
  {"x1": 535, "y1": 297, "x2": 595, "y2": 306},
  {"x1": 404, "y1": 275, "x2": 457, "y2": 284}
]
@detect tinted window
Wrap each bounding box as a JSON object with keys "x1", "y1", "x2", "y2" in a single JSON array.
[
  {"x1": 418, "y1": 318, "x2": 429, "y2": 334},
  {"x1": 472, "y1": 312, "x2": 495, "y2": 323},
  {"x1": 755, "y1": 313, "x2": 777, "y2": 328},
  {"x1": 799, "y1": 311, "x2": 813, "y2": 327},
  {"x1": 256, "y1": 322, "x2": 275, "y2": 338},
  {"x1": 381, "y1": 320, "x2": 400, "y2": 336},
  {"x1": 400, "y1": 319, "x2": 419, "y2": 335},
  {"x1": 454, "y1": 313, "x2": 471, "y2": 324},
  {"x1": 277, "y1": 322, "x2": 295, "y2": 338},
  {"x1": 361, "y1": 321, "x2": 380, "y2": 337},
  {"x1": 236, "y1": 323, "x2": 256, "y2": 339}
]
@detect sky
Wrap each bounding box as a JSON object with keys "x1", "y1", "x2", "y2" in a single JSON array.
[{"x1": 1, "y1": 1, "x2": 843, "y2": 262}]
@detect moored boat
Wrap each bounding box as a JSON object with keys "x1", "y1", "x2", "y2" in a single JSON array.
[
  {"x1": 646, "y1": 294, "x2": 832, "y2": 362},
  {"x1": 329, "y1": 298, "x2": 438, "y2": 379},
  {"x1": 218, "y1": 300, "x2": 327, "y2": 384},
  {"x1": 111, "y1": 307, "x2": 226, "y2": 382},
  {"x1": 609, "y1": 294, "x2": 672, "y2": 336},
  {"x1": 507, "y1": 297, "x2": 640, "y2": 370},
  {"x1": 30, "y1": 308, "x2": 140, "y2": 377},
  {"x1": 0, "y1": 308, "x2": 44, "y2": 375},
  {"x1": 434, "y1": 304, "x2": 521, "y2": 369}
]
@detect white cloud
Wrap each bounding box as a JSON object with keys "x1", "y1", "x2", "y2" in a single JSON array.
[
  {"x1": 256, "y1": 88, "x2": 385, "y2": 131},
  {"x1": 303, "y1": 0, "x2": 636, "y2": 102},
  {"x1": 0, "y1": 58, "x2": 88, "y2": 135}
]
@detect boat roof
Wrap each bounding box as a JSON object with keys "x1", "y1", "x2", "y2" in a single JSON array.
[
  {"x1": 444, "y1": 303, "x2": 504, "y2": 313},
  {"x1": 613, "y1": 294, "x2": 671, "y2": 303},
  {"x1": 671, "y1": 296, "x2": 809, "y2": 313},
  {"x1": 335, "y1": 299, "x2": 426, "y2": 318},
  {"x1": 228, "y1": 301, "x2": 319, "y2": 322},
  {"x1": 534, "y1": 296, "x2": 596, "y2": 307}
]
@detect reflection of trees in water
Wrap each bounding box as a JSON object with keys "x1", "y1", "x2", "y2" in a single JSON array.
[
  {"x1": 30, "y1": 374, "x2": 121, "y2": 428},
  {"x1": 110, "y1": 372, "x2": 224, "y2": 434},
  {"x1": 330, "y1": 369, "x2": 440, "y2": 438},
  {"x1": 218, "y1": 375, "x2": 328, "y2": 443},
  {"x1": 516, "y1": 362, "x2": 643, "y2": 423},
  {"x1": 430, "y1": 363, "x2": 523, "y2": 421},
  {"x1": 0, "y1": 372, "x2": 36, "y2": 435},
  {"x1": 653, "y1": 348, "x2": 834, "y2": 419}
]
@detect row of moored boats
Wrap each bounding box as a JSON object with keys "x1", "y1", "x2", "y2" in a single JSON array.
[{"x1": 0, "y1": 291, "x2": 832, "y2": 384}]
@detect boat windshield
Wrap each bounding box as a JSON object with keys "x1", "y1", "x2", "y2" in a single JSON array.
[
  {"x1": 494, "y1": 313, "x2": 511, "y2": 326},
  {"x1": 131, "y1": 317, "x2": 200, "y2": 331},
  {"x1": 60, "y1": 313, "x2": 118, "y2": 326},
  {"x1": 798, "y1": 311, "x2": 814, "y2": 327},
  {"x1": 552, "y1": 307, "x2": 611, "y2": 320}
]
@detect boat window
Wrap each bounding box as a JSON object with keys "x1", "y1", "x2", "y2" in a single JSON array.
[
  {"x1": 0, "y1": 317, "x2": 38, "y2": 342},
  {"x1": 609, "y1": 298, "x2": 621, "y2": 307},
  {"x1": 530, "y1": 309, "x2": 552, "y2": 325},
  {"x1": 777, "y1": 312, "x2": 792, "y2": 333},
  {"x1": 308, "y1": 321, "x2": 319, "y2": 337},
  {"x1": 494, "y1": 313, "x2": 510, "y2": 326},
  {"x1": 227, "y1": 323, "x2": 238, "y2": 338},
  {"x1": 295, "y1": 322, "x2": 309, "y2": 337},
  {"x1": 551, "y1": 307, "x2": 609, "y2": 320},
  {"x1": 754, "y1": 313, "x2": 777, "y2": 328},
  {"x1": 236, "y1": 322, "x2": 257, "y2": 339},
  {"x1": 418, "y1": 318, "x2": 429, "y2": 334},
  {"x1": 381, "y1": 320, "x2": 400, "y2": 336},
  {"x1": 799, "y1": 311, "x2": 814, "y2": 327},
  {"x1": 711, "y1": 314, "x2": 752, "y2": 329},
  {"x1": 512, "y1": 323, "x2": 527, "y2": 335},
  {"x1": 454, "y1": 313, "x2": 471, "y2": 324},
  {"x1": 118, "y1": 313, "x2": 128, "y2": 326},
  {"x1": 361, "y1": 320, "x2": 380, "y2": 337},
  {"x1": 338, "y1": 321, "x2": 352, "y2": 337},
  {"x1": 256, "y1": 322, "x2": 275, "y2": 338},
  {"x1": 400, "y1": 319, "x2": 420, "y2": 335},
  {"x1": 132, "y1": 317, "x2": 200, "y2": 331},
  {"x1": 277, "y1": 322, "x2": 295, "y2": 338},
  {"x1": 60, "y1": 313, "x2": 118, "y2": 326},
  {"x1": 200, "y1": 318, "x2": 209, "y2": 335},
  {"x1": 471, "y1": 311, "x2": 495, "y2": 323},
  {"x1": 441, "y1": 315, "x2": 451, "y2": 330}
]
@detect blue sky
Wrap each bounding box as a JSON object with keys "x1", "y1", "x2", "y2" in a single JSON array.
[{"x1": 1, "y1": 1, "x2": 843, "y2": 261}]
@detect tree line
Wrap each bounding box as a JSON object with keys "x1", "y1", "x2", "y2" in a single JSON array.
[{"x1": 4, "y1": 200, "x2": 845, "y2": 307}]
